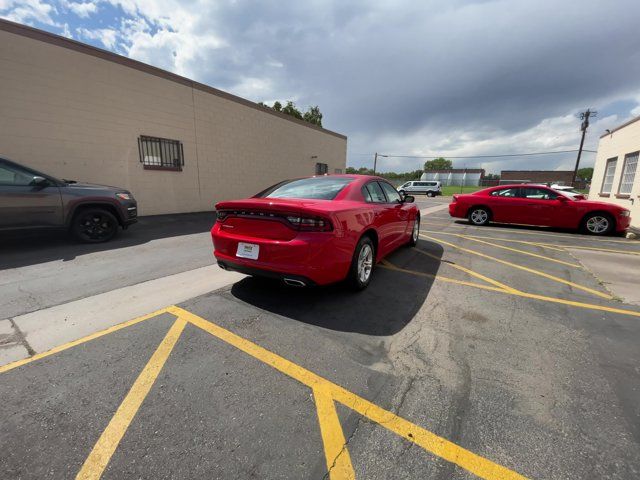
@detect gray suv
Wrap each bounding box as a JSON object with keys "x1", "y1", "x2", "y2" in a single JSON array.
[{"x1": 0, "y1": 157, "x2": 137, "y2": 243}]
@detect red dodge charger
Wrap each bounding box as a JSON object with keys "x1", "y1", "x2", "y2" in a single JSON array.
[
  {"x1": 449, "y1": 184, "x2": 631, "y2": 234},
  {"x1": 211, "y1": 175, "x2": 420, "y2": 289}
]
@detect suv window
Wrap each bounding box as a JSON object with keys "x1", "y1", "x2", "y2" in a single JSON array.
[
  {"x1": 0, "y1": 163, "x2": 35, "y2": 186},
  {"x1": 364, "y1": 182, "x2": 387, "y2": 202},
  {"x1": 379, "y1": 182, "x2": 402, "y2": 203},
  {"x1": 490, "y1": 187, "x2": 519, "y2": 197},
  {"x1": 521, "y1": 187, "x2": 558, "y2": 200}
]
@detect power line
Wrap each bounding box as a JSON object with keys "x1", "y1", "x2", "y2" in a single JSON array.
[{"x1": 351, "y1": 149, "x2": 597, "y2": 159}]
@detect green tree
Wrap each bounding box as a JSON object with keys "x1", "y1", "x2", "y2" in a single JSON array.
[
  {"x1": 281, "y1": 101, "x2": 303, "y2": 119},
  {"x1": 303, "y1": 105, "x2": 323, "y2": 127},
  {"x1": 272, "y1": 101, "x2": 282, "y2": 112},
  {"x1": 345, "y1": 167, "x2": 357, "y2": 174},
  {"x1": 577, "y1": 167, "x2": 594, "y2": 181},
  {"x1": 424, "y1": 157, "x2": 453, "y2": 171},
  {"x1": 485, "y1": 173, "x2": 500, "y2": 180}
]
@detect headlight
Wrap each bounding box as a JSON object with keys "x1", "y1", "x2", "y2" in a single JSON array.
[
  {"x1": 115, "y1": 192, "x2": 132, "y2": 200},
  {"x1": 619, "y1": 210, "x2": 630, "y2": 217}
]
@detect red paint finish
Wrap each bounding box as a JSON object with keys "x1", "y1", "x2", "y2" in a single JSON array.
[
  {"x1": 449, "y1": 185, "x2": 632, "y2": 233},
  {"x1": 211, "y1": 175, "x2": 420, "y2": 285}
]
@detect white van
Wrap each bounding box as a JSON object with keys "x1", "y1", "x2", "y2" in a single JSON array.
[{"x1": 397, "y1": 180, "x2": 442, "y2": 197}]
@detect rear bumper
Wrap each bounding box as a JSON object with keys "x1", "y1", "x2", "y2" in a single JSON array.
[
  {"x1": 217, "y1": 259, "x2": 316, "y2": 286},
  {"x1": 449, "y1": 202, "x2": 464, "y2": 218},
  {"x1": 211, "y1": 224, "x2": 353, "y2": 285}
]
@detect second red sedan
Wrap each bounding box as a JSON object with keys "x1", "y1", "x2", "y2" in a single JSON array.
[
  {"x1": 211, "y1": 175, "x2": 420, "y2": 289},
  {"x1": 449, "y1": 184, "x2": 631, "y2": 235}
]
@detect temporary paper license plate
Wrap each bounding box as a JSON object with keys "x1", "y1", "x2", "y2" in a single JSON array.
[{"x1": 236, "y1": 242, "x2": 259, "y2": 260}]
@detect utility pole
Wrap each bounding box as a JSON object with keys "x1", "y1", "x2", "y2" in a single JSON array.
[
  {"x1": 572, "y1": 109, "x2": 596, "y2": 185},
  {"x1": 373, "y1": 153, "x2": 387, "y2": 175}
]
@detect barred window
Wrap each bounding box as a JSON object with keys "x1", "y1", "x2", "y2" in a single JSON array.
[
  {"x1": 138, "y1": 136, "x2": 184, "y2": 171},
  {"x1": 600, "y1": 157, "x2": 617, "y2": 194},
  {"x1": 315, "y1": 162, "x2": 328, "y2": 175},
  {"x1": 618, "y1": 152, "x2": 638, "y2": 195}
]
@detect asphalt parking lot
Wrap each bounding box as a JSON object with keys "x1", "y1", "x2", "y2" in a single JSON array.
[{"x1": 2, "y1": 198, "x2": 640, "y2": 479}]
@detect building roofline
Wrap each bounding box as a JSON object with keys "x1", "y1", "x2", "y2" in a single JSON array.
[
  {"x1": 500, "y1": 170, "x2": 573, "y2": 173},
  {"x1": 0, "y1": 18, "x2": 347, "y2": 140},
  {"x1": 600, "y1": 114, "x2": 640, "y2": 138}
]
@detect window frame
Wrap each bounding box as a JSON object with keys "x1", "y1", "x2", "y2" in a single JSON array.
[
  {"x1": 490, "y1": 187, "x2": 520, "y2": 198},
  {"x1": 617, "y1": 152, "x2": 638, "y2": 196},
  {"x1": 378, "y1": 181, "x2": 402, "y2": 204},
  {"x1": 138, "y1": 135, "x2": 184, "y2": 171},
  {"x1": 315, "y1": 162, "x2": 329, "y2": 175},
  {"x1": 600, "y1": 157, "x2": 618, "y2": 195},
  {"x1": 363, "y1": 181, "x2": 387, "y2": 203}
]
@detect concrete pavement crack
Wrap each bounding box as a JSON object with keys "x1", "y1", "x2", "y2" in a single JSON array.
[{"x1": 8, "y1": 317, "x2": 35, "y2": 356}]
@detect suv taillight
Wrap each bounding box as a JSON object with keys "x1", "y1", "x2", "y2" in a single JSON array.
[{"x1": 286, "y1": 215, "x2": 333, "y2": 232}]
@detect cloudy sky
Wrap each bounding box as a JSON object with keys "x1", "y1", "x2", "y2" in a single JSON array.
[{"x1": 3, "y1": 0, "x2": 640, "y2": 173}]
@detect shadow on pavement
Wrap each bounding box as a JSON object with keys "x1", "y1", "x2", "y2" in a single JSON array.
[
  {"x1": 230, "y1": 241, "x2": 443, "y2": 336},
  {"x1": 0, "y1": 212, "x2": 216, "y2": 269}
]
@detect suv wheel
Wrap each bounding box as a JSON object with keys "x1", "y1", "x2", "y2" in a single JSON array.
[
  {"x1": 426, "y1": 191, "x2": 435, "y2": 197},
  {"x1": 71, "y1": 208, "x2": 119, "y2": 243},
  {"x1": 468, "y1": 207, "x2": 490, "y2": 226},
  {"x1": 347, "y1": 236, "x2": 375, "y2": 290}
]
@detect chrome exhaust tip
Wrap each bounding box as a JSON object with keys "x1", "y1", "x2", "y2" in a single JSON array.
[{"x1": 283, "y1": 278, "x2": 306, "y2": 287}]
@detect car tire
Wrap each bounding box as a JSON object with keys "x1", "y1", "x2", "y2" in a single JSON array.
[
  {"x1": 408, "y1": 215, "x2": 420, "y2": 246},
  {"x1": 347, "y1": 235, "x2": 375, "y2": 290},
  {"x1": 468, "y1": 207, "x2": 490, "y2": 226},
  {"x1": 582, "y1": 213, "x2": 614, "y2": 236},
  {"x1": 71, "y1": 207, "x2": 119, "y2": 243},
  {"x1": 427, "y1": 191, "x2": 435, "y2": 197}
]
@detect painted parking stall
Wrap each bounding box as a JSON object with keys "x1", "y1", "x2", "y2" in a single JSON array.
[{"x1": 2, "y1": 202, "x2": 640, "y2": 479}]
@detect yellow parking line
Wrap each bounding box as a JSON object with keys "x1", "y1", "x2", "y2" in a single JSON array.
[
  {"x1": 420, "y1": 234, "x2": 613, "y2": 300},
  {"x1": 536, "y1": 243, "x2": 640, "y2": 256},
  {"x1": 426, "y1": 220, "x2": 639, "y2": 244},
  {"x1": 0, "y1": 307, "x2": 170, "y2": 374},
  {"x1": 423, "y1": 231, "x2": 581, "y2": 268},
  {"x1": 76, "y1": 317, "x2": 187, "y2": 480},
  {"x1": 379, "y1": 260, "x2": 509, "y2": 291},
  {"x1": 171, "y1": 306, "x2": 527, "y2": 480},
  {"x1": 411, "y1": 248, "x2": 521, "y2": 293},
  {"x1": 421, "y1": 230, "x2": 567, "y2": 251},
  {"x1": 313, "y1": 386, "x2": 356, "y2": 480},
  {"x1": 381, "y1": 263, "x2": 640, "y2": 318}
]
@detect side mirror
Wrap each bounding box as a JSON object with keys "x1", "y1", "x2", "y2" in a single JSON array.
[
  {"x1": 403, "y1": 195, "x2": 415, "y2": 203},
  {"x1": 30, "y1": 176, "x2": 49, "y2": 187}
]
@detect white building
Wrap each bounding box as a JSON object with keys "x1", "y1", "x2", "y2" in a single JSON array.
[{"x1": 589, "y1": 116, "x2": 640, "y2": 229}]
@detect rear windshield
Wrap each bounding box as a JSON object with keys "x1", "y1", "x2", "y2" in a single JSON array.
[{"x1": 255, "y1": 176, "x2": 354, "y2": 200}]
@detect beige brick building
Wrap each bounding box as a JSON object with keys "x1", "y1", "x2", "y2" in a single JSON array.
[
  {"x1": 589, "y1": 116, "x2": 640, "y2": 228},
  {"x1": 0, "y1": 19, "x2": 347, "y2": 216}
]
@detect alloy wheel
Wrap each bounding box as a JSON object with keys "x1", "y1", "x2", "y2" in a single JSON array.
[
  {"x1": 471, "y1": 209, "x2": 488, "y2": 224},
  {"x1": 357, "y1": 244, "x2": 373, "y2": 283},
  {"x1": 586, "y1": 216, "x2": 609, "y2": 234},
  {"x1": 79, "y1": 213, "x2": 115, "y2": 241}
]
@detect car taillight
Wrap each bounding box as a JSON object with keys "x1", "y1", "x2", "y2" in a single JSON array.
[
  {"x1": 286, "y1": 215, "x2": 333, "y2": 232},
  {"x1": 216, "y1": 210, "x2": 228, "y2": 221}
]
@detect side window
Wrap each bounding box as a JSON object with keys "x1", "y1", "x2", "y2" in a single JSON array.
[
  {"x1": 379, "y1": 181, "x2": 402, "y2": 203},
  {"x1": 365, "y1": 182, "x2": 387, "y2": 203},
  {"x1": 522, "y1": 187, "x2": 558, "y2": 200},
  {"x1": 361, "y1": 185, "x2": 373, "y2": 202},
  {"x1": 490, "y1": 188, "x2": 519, "y2": 197},
  {"x1": 0, "y1": 163, "x2": 34, "y2": 186}
]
